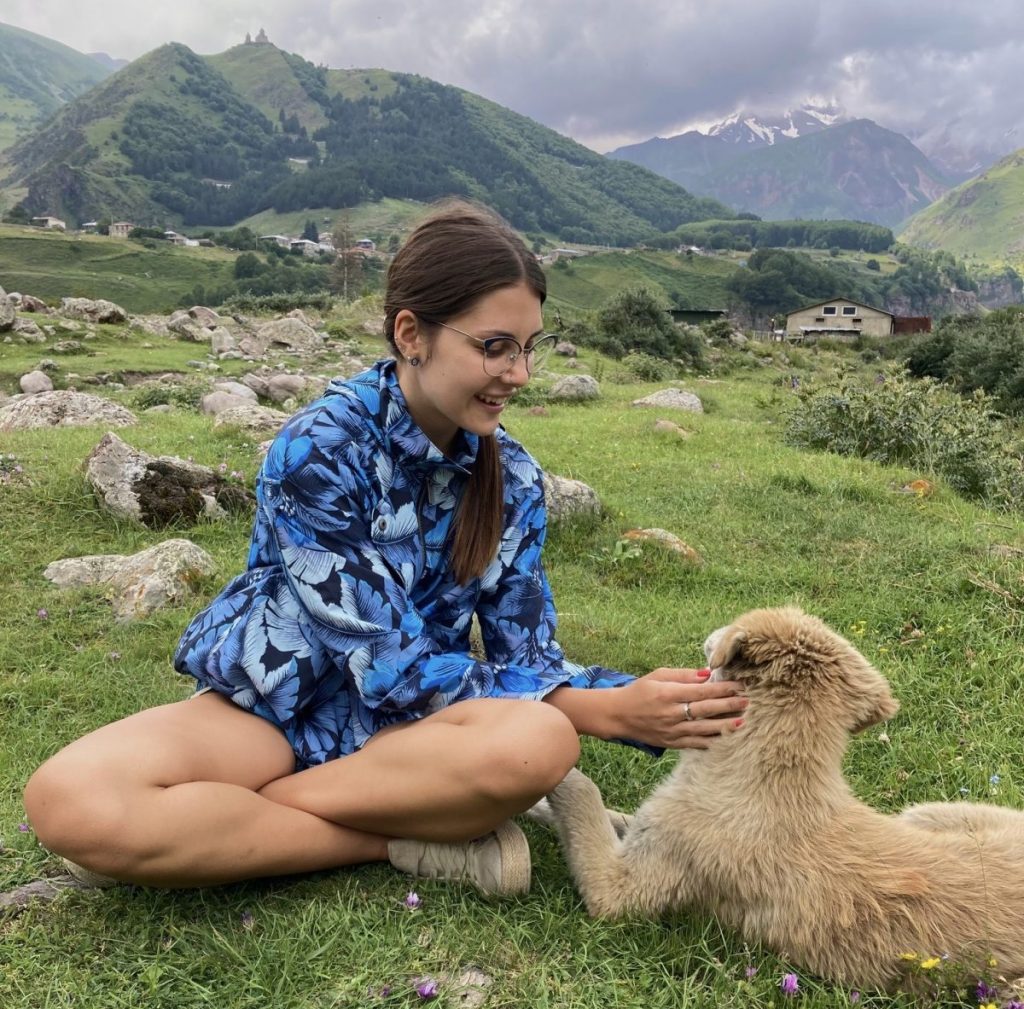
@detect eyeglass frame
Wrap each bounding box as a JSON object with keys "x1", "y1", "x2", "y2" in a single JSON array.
[{"x1": 417, "y1": 316, "x2": 558, "y2": 377}]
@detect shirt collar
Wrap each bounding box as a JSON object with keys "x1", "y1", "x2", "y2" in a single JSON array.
[{"x1": 348, "y1": 359, "x2": 479, "y2": 475}]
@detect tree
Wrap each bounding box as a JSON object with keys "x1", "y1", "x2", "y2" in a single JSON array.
[
  {"x1": 302, "y1": 219, "x2": 319, "y2": 242},
  {"x1": 329, "y1": 211, "x2": 363, "y2": 301}
]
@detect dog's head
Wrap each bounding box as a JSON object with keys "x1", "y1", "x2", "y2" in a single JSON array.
[{"x1": 704, "y1": 607, "x2": 899, "y2": 734}]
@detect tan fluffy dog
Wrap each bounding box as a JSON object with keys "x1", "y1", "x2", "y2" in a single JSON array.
[{"x1": 541, "y1": 607, "x2": 1024, "y2": 989}]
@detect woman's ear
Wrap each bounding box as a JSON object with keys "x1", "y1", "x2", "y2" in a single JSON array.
[{"x1": 393, "y1": 310, "x2": 428, "y2": 364}]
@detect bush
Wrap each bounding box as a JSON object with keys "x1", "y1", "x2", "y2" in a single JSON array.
[
  {"x1": 131, "y1": 377, "x2": 209, "y2": 411},
  {"x1": 621, "y1": 352, "x2": 677, "y2": 382},
  {"x1": 785, "y1": 369, "x2": 1024, "y2": 508},
  {"x1": 590, "y1": 287, "x2": 704, "y2": 369}
]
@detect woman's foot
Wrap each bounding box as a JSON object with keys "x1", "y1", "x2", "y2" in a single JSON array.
[{"x1": 387, "y1": 820, "x2": 531, "y2": 895}]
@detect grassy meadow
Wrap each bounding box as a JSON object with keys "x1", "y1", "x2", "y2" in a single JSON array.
[{"x1": 2, "y1": 324, "x2": 1024, "y2": 1008}]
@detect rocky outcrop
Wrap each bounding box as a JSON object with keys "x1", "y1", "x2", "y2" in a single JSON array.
[
  {"x1": 213, "y1": 404, "x2": 290, "y2": 437},
  {"x1": 59, "y1": 297, "x2": 127, "y2": 324},
  {"x1": 0, "y1": 296, "x2": 14, "y2": 332},
  {"x1": 0, "y1": 391, "x2": 137, "y2": 431},
  {"x1": 632, "y1": 388, "x2": 704, "y2": 413},
  {"x1": 44, "y1": 539, "x2": 217, "y2": 622},
  {"x1": 85, "y1": 432, "x2": 254, "y2": 527},
  {"x1": 542, "y1": 473, "x2": 601, "y2": 521},
  {"x1": 550, "y1": 375, "x2": 600, "y2": 401}
]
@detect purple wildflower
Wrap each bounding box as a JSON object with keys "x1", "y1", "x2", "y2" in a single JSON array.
[
  {"x1": 976, "y1": 980, "x2": 997, "y2": 1002},
  {"x1": 745, "y1": 965, "x2": 759, "y2": 979},
  {"x1": 379, "y1": 986, "x2": 392, "y2": 998},
  {"x1": 1004, "y1": 1001, "x2": 1024, "y2": 1009},
  {"x1": 404, "y1": 891, "x2": 421, "y2": 909},
  {"x1": 850, "y1": 992, "x2": 860, "y2": 1004},
  {"x1": 230, "y1": 470, "x2": 245, "y2": 481},
  {"x1": 416, "y1": 979, "x2": 439, "y2": 999},
  {"x1": 36, "y1": 608, "x2": 49, "y2": 620},
  {"x1": 18, "y1": 822, "x2": 31, "y2": 832},
  {"x1": 781, "y1": 973, "x2": 800, "y2": 996},
  {"x1": 218, "y1": 462, "x2": 228, "y2": 473},
  {"x1": 240, "y1": 910, "x2": 255, "y2": 930}
]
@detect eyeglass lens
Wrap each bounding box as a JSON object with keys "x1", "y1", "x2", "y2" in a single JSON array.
[{"x1": 482, "y1": 336, "x2": 555, "y2": 377}]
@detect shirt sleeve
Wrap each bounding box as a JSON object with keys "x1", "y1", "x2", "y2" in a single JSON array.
[{"x1": 475, "y1": 462, "x2": 663, "y2": 756}]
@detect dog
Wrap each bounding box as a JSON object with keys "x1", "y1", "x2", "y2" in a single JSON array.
[{"x1": 538, "y1": 607, "x2": 1024, "y2": 989}]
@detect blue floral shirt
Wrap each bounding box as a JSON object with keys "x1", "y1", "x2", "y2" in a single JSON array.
[{"x1": 175, "y1": 360, "x2": 648, "y2": 768}]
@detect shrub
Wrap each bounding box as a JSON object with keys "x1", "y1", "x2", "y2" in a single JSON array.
[
  {"x1": 785, "y1": 369, "x2": 1024, "y2": 508},
  {"x1": 590, "y1": 287, "x2": 704, "y2": 370},
  {"x1": 621, "y1": 351, "x2": 677, "y2": 382},
  {"x1": 131, "y1": 377, "x2": 209, "y2": 411}
]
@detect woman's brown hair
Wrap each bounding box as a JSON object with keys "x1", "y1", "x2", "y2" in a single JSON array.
[{"x1": 383, "y1": 200, "x2": 546, "y2": 585}]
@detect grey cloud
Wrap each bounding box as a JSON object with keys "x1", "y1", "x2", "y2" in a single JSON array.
[{"x1": 5, "y1": 0, "x2": 1023, "y2": 153}]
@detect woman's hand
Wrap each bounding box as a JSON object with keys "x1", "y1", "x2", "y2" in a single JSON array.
[{"x1": 610, "y1": 667, "x2": 747, "y2": 749}]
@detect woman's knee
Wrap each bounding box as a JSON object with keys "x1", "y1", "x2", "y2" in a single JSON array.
[
  {"x1": 473, "y1": 701, "x2": 580, "y2": 802},
  {"x1": 24, "y1": 750, "x2": 135, "y2": 862}
]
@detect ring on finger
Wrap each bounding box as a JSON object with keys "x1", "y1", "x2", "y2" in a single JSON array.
[{"x1": 683, "y1": 701, "x2": 695, "y2": 721}]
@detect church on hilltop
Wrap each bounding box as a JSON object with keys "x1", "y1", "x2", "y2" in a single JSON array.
[{"x1": 243, "y1": 28, "x2": 271, "y2": 45}]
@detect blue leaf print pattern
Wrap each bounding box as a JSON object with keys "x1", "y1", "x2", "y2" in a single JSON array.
[{"x1": 175, "y1": 360, "x2": 659, "y2": 769}]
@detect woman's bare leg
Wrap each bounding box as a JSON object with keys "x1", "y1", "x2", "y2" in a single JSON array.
[{"x1": 24, "y1": 693, "x2": 579, "y2": 887}]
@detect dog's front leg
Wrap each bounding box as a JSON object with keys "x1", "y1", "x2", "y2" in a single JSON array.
[{"x1": 547, "y1": 768, "x2": 649, "y2": 917}]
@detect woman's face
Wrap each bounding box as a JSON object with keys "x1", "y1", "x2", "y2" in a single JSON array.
[{"x1": 396, "y1": 281, "x2": 544, "y2": 453}]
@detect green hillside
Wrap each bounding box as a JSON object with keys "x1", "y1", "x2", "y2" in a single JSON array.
[
  {"x1": 0, "y1": 224, "x2": 237, "y2": 312},
  {"x1": 544, "y1": 250, "x2": 737, "y2": 313},
  {"x1": 899, "y1": 149, "x2": 1024, "y2": 270},
  {"x1": 2, "y1": 40, "x2": 735, "y2": 244},
  {"x1": 0, "y1": 22, "x2": 111, "y2": 154}
]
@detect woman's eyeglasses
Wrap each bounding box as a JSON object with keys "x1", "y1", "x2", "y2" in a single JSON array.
[{"x1": 429, "y1": 320, "x2": 558, "y2": 377}]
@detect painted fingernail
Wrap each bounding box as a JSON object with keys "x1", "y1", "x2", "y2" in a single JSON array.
[
  {"x1": 733, "y1": 718, "x2": 745, "y2": 728},
  {"x1": 697, "y1": 668, "x2": 711, "y2": 680}
]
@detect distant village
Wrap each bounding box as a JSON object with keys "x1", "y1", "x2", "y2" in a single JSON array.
[{"x1": 27, "y1": 214, "x2": 379, "y2": 259}]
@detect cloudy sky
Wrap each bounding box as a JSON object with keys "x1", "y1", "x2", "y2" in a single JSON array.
[{"x1": 5, "y1": 1, "x2": 1023, "y2": 153}]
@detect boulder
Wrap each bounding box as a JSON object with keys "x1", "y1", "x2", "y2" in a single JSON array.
[
  {"x1": 187, "y1": 305, "x2": 222, "y2": 328},
  {"x1": 0, "y1": 391, "x2": 137, "y2": 431},
  {"x1": 542, "y1": 473, "x2": 601, "y2": 522},
  {"x1": 255, "y1": 317, "x2": 323, "y2": 354},
  {"x1": 13, "y1": 318, "x2": 44, "y2": 341},
  {"x1": 266, "y1": 373, "x2": 308, "y2": 402},
  {"x1": 19, "y1": 370, "x2": 53, "y2": 395},
  {"x1": 201, "y1": 391, "x2": 254, "y2": 415},
  {"x1": 52, "y1": 340, "x2": 86, "y2": 354},
  {"x1": 131, "y1": 315, "x2": 172, "y2": 338},
  {"x1": 59, "y1": 297, "x2": 127, "y2": 324},
  {"x1": 555, "y1": 340, "x2": 578, "y2": 357},
  {"x1": 652, "y1": 418, "x2": 692, "y2": 439},
  {"x1": 550, "y1": 375, "x2": 600, "y2": 402},
  {"x1": 167, "y1": 313, "x2": 207, "y2": 342},
  {"x1": 44, "y1": 539, "x2": 217, "y2": 622},
  {"x1": 85, "y1": 431, "x2": 254, "y2": 527},
  {"x1": 213, "y1": 380, "x2": 258, "y2": 402},
  {"x1": 0, "y1": 297, "x2": 14, "y2": 332},
  {"x1": 19, "y1": 294, "x2": 49, "y2": 313},
  {"x1": 241, "y1": 373, "x2": 271, "y2": 398},
  {"x1": 632, "y1": 388, "x2": 704, "y2": 413},
  {"x1": 213, "y1": 404, "x2": 290, "y2": 437},
  {"x1": 210, "y1": 327, "x2": 236, "y2": 355}
]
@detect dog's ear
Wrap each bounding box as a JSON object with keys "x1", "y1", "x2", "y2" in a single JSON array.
[
  {"x1": 707, "y1": 625, "x2": 748, "y2": 671},
  {"x1": 848, "y1": 664, "x2": 900, "y2": 734}
]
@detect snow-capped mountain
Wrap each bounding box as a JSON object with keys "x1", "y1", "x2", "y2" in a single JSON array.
[
  {"x1": 607, "y1": 103, "x2": 948, "y2": 226},
  {"x1": 705, "y1": 103, "x2": 846, "y2": 147}
]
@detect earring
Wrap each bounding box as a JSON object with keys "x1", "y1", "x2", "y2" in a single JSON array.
[{"x1": 408, "y1": 356, "x2": 420, "y2": 367}]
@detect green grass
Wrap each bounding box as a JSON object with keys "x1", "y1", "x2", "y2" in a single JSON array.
[
  {"x1": 0, "y1": 225, "x2": 238, "y2": 313},
  {"x1": 2, "y1": 330, "x2": 1024, "y2": 1007},
  {"x1": 545, "y1": 250, "x2": 737, "y2": 313},
  {"x1": 234, "y1": 197, "x2": 426, "y2": 244}
]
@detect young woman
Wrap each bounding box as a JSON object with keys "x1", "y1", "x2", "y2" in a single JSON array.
[{"x1": 24, "y1": 202, "x2": 746, "y2": 894}]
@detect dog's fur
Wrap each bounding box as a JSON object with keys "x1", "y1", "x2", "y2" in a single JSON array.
[{"x1": 542, "y1": 607, "x2": 1024, "y2": 989}]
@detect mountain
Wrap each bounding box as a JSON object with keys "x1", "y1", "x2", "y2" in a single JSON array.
[
  {"x1": 899, "y1": 149, "x2": 1024, "y2": 267},
  {"x1": 607, "y1": 103, "x2": 846, "y2": 190},
  {"x1": 0, "y1": 22, "x2": 113, "y2": 155},
  {"x1": 702, "y1": 119, "x2": 950, "y2": 227},
  {"x1": 610, "y1": 106, "x2": 949, "y2": 227},
  {"x1": 1, "y1": 40, "x2": 734, "y2": 244},
  {"x1": 910, "y1": 118, "x2": 1023, "y2": 184},
  {"x1": 86, "y1": 52, "x2": 130, "y2": 73}
]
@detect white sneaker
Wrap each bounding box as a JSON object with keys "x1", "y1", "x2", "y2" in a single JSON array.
[
  {"x1": 61, "y1": 858, "x2": 120, "y2": 888},
  {"x1": 387, "y1": 820, "x2": 531, "y2": 895}
]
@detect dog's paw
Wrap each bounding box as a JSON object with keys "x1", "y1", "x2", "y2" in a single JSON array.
[{"x1": 523, "y1": 798, "x2": 556, "y2": 828}]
